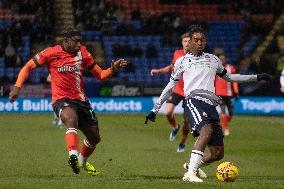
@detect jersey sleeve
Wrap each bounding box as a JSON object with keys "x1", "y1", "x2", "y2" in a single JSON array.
[
  {"x1": 211, "y1": 54, "x2": 226, "y2": 77},
  {"x1": 81, "y1": 46, "x2": 96, "y2": 70},
  {"x1": 33, "y1": 47, "x2": 54, "y2": 66},
  {"x1": 151, "y1": 57, "x2": 184, "y2": 113},
  {"x1": 215, "y1": 55, "x2": 225, "y2": 73}
]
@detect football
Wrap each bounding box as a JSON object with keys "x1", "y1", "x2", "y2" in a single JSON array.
[{"x1": 216, "y1": 162, "x2": 239, "y2": 182}]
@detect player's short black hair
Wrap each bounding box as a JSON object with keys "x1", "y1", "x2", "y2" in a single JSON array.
[
  {"x1": 188, "y1": 25, "x2": 205, "y2": 37},
  {"x1": 62, "y1": 27, "x2": 81, "y2": 38},
  {"x1": 181, "y1": 32, "x2": 190, "y2": 40}
]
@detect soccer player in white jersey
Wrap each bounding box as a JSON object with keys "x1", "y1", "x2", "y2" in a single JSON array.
[{"x1": 145, "y1": 25, "x2": 273, "y2": 183}]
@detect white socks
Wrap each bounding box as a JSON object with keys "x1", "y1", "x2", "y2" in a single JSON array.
[
  {"x1": 78, "y1": 153, "x2": 87, "y2": 166},
  {"x1": 69, "y1": 150, "x2": 78, "y2": 157},
  {"x1": 188, "y1": 150, "x2": 204, "y2": 173}
]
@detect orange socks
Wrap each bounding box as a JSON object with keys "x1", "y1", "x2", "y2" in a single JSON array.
[
  {"x1": 65, "y1": 128, "x2": 79, "y2": 155},
  {"x1": 78, "y1": 139, "x2": 96, "y2": 165},
  {"x1": 81, "y1": 139, "x2": 96, "y2": 157},
  {"x1": 220, "y1": 114, "x2": 232, "y2": 136}
]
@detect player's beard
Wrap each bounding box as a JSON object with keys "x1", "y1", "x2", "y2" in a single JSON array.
[
  {"x1": 63, "y1": 41, "x2": 79, "y2": 55},
  {"x1": 66, "y1": 45, "x2": 79, "y2": 55}
]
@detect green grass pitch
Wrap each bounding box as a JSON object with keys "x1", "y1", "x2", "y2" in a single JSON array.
[{"x1": 0, "y1": 113, "x2": 283, "y2": 189}]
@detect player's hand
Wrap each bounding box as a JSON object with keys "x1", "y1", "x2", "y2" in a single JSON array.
[
  {"x1": 111, "y1": 59, "x2": 128, "y2": 72},
  {"x1": 150, "y1": 69, "x2": 160, "y2": 76},
  {"x1": 145, "y1": 111, "x2": 156, "y2": 124},
  {"x1": 257, "y1": 73, "x2": 273, "y2": 82},
  {"x1": 9, "y1": 86, "x2": 21, "y2": 102}
]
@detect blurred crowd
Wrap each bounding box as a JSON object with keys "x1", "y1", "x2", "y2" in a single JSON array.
[
  {"x1": 0, "y1": 0, "x2": 55, "y2": 67},
  {"x1": 0, "y1": 0, "x2": 283, "y2": 94}
]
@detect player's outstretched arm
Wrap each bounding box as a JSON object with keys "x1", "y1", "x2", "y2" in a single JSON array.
[
  {"x1": 150, "y1": 65, "x2": 172, "y2": 76},
  {"x1": 90, "y1": 59, "x2": 128, "y2": 80},
  {"x1": 9, "y1": 59, "x2": 37, "y2": 102},
  {"x1": 145, "y1": 78, "x2": 177, "y2": 124},
  {"x1": 146, "y1": 58, "x2": 183, "y2": 124},
  {"x1": 221, "y1": 71, "x2": 273, "y2": 83}
]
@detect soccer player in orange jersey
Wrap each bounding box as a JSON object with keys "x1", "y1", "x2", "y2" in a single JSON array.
[
  {"x1": 9, "y1": 28, "x2": 128, "y2": 175},
  {"x1": 214, "y1": 49, "x2": 239, "y2": 136},
  {"x1": 150, "y1": 33, "x2": 190, "y2": 152}
]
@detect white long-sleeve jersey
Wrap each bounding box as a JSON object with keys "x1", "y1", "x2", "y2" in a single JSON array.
[{"x1": 152, "y1": 52, "x2": 258, "y2": 113}]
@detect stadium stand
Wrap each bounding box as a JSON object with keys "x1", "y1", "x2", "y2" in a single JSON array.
[
  {"x1": 0, "y1": 0, "x2": 54, "y2": 83},
  {"x1": 1, "y1": 0, "x2": 283, "y2": 95},
  {"x1": 72, "y1": 0, "x2": 280, "y2": 86}
]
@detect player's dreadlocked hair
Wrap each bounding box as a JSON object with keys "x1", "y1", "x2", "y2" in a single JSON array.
[{"x1": 188, "y1": 25, "x2": 205, "y2": 37}]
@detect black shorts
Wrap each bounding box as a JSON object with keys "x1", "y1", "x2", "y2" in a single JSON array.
[
  {"x1": 166, "y1": 92, "x2": 185, "y2": 106},
  {"x1": 185, "y1": 98, "x2": 224, "y2": 146},
  {"x1": 220, "y1": 96, "x2": 234, "y2": 116},
  {"x1": 53, "y1": 98, "x2": 98, "y2": 128}
]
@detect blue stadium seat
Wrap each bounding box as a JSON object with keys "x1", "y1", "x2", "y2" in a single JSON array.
[
  {"x1": 0, "y1": 58, "x2": 4, "y2": 67},
  {"x1": 5, "y1": 67, "x2": 15, "y2": 81},
  {"x1": 0, "y1": 67, "x2": 4, "y2": 77},
  {"x1": 132, "y1": 20, "x2": 141, "y2": 29}
]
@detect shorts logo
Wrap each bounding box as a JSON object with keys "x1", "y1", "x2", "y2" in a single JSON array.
[{"x1": 203, "y1": 112, "x2": 208, "y2": 117}]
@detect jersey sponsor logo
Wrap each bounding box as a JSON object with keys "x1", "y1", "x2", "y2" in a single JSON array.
[
  {"x1": 57, "y1": 65, "x2": 80, "y2": 72},
  {"x1": 188, "y1": 61, "x2": 212, "y2": 69}
]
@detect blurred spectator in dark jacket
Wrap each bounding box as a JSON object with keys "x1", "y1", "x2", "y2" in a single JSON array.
[
  {"x1": 4, "y1": 38, "x2": 16, "y2": 67},
  {"x1": 146, "y1": 43, "x2": 158, "y2": 58},
  {"x1": 132, "y1": 44, "x2": 143, "y2": 57}
]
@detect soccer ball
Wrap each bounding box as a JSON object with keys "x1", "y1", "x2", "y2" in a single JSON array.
[{"x1": 216, "y1": 162, "x2": 239, "y2": 182}]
